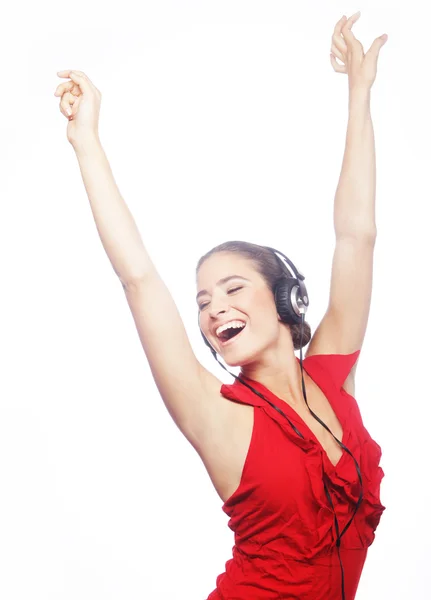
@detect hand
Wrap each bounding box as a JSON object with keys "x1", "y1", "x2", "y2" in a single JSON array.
[
  {"x1": 54, "y1": 70, "x2": 102, "y2": 147},
  {"x1": 330, "y1": 12, "x2": 388, "y2": 92}
]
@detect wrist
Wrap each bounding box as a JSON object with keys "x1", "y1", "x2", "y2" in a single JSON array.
[
  {"x1": 71, "y1": 134, "x2": 102, "y2": 156},
  {"x1": 348, "y1": 86, "x2": 371, "y2": 104},
  {"x1": 348, "y1": 87, "x2": 371, "y2": 113}
]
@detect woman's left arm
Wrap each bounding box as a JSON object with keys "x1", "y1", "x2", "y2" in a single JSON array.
[{"x1": 308, "y1": 12, "x2": 388, "y2": 388}]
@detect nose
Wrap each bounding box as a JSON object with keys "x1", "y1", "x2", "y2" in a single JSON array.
[
  {"x1": 208, "y1": 296, "x2": 229, "y2": 318},
  {"x1": 209, "y1": 306, "x2": 227, "y2": 319}
]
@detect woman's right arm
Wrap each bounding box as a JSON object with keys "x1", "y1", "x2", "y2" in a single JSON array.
[
  {"x1": 56, "y1": 71, "x2": 231, "y2": 452},
  {"x1": 73, "y1": 136, "x2": 156, "y2": 287}
]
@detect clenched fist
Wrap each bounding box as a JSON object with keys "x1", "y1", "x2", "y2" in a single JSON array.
[{"x1": 54, "y1": 70, "x2": 102, "y2": 147}]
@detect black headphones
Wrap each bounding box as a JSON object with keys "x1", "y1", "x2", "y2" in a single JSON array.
[{"x1": 197, "y1": 245, "x2": 362, "y2": 600}]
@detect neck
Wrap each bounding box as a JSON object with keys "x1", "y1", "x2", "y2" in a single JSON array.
[{"x1": 239, "y1": 337, "x2": 308, "y2": 407}]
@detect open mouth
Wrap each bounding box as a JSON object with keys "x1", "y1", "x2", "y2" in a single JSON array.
[{"x1": 217, "y1": 323, "x2": 246, "y2": 345}]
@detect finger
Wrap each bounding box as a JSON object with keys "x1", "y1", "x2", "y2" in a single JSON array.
[
  {"x1": 57, "y1": 69, "x2": 88, "y2": 78},
  {"x1": 332, "y1": 15, "x2": 348, "y2": 54},
  {"x1": 341, "y1": 11, "x2": 362, "y2": 48},
  {"x1": 330, "y1": 53, "x2": 347, "y2": 74},
  {"x1": 331, "y1": 43, "x2": 345, "y2": 63},
  {"x1": 333, "y1": 15, "x2": 347, "y2": 36},
  {"x1": 54, "y1": 80, "x2": 76, "y2": 97},
  {"x1": 59, "y1": 91, "x2": 76, "y2": 118},
  {"x1": 366, "y1": 34, "x2": 389, "y2": 60},
  {"x1": 345, "y1": 10, "x2": 361, "y2": 29},
  {"x1": 57, "y1": 70, "x2": 94, "y2": 94},
  {"x1": 332, "y1": 33, "x2": 347, "y2": 55}
]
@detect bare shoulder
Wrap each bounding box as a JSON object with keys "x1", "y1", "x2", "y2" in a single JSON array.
[
  {"x1": 197, "y1": 366, "x2": 248, "y2": 445},
  {"x1": 196, "y1": 367, "x2": 254, "y2": 502}
]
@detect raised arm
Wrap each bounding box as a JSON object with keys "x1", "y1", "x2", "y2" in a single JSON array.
[
  {"x1": 54, "y1": 70, "x2": 229, "y2": 451},
  {"x1": 307, "y1": 13, "x2": 388, "y2": 392}
]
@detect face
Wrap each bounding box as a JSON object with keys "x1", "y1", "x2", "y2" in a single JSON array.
[{"x1": 197, "y1": 252, "x2": 283, "y2": 366}]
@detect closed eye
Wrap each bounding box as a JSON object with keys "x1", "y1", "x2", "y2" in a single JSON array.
[{"x1": 198, "y1": 286, "x2": 243, "y2": 310}]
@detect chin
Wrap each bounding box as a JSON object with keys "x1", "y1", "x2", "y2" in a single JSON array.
[
  {"x1": 221, "y1": 346, "x2": 261, "y2": 369},
  {"x1": 223, "y1": 356, "x2": 246, "y2": 368}
]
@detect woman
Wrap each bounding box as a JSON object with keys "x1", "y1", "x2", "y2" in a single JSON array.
[{"x1": 55, "y1": 12, "x2": 387, "y2": 600}]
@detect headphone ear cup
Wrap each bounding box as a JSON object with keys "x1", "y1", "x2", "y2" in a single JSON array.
[{"x1": 274, "y1": 278, "x2": 303, "y2": 325}]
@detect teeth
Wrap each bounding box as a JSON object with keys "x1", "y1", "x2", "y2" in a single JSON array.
[{"x1": 216, "y1": 320, "x2": 246, "y2": 337}]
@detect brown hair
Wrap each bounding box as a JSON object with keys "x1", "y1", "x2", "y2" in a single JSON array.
[{"x1": 196, "y1": 240, "x2": 311, "y2": 350}]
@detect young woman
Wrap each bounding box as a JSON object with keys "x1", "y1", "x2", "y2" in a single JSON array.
[{"x1": 55, "y1": 12, "x2": 387, "y2": 600}]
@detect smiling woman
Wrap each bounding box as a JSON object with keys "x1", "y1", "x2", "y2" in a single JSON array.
[
  {"x1": 55, "y1": 10, "x2": 387, "y2": 600},
  {"x1": 193, "y1": 239, "x2": 384, "y2": 600}
]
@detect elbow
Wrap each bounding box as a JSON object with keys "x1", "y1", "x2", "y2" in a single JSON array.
[{"x1": 335, "y1": 225, "x2": 377, "y2": 244}]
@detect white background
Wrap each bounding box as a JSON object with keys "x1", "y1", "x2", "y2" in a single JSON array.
[{"x1": 1, "y1": 1, "x2": 429, "y2": 599}]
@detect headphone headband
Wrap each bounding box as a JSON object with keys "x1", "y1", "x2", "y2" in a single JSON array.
[{"x1": 262, "y1": 246, "x2": 305, "y2": 282}]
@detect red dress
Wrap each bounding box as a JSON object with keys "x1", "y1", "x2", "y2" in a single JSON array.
[{"x1": 207, "y1": 351, "x2": 385, "y2": 600}]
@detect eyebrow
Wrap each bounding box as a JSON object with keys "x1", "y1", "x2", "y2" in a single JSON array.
[{"x1": 196, "y1": 275, "x2": 250, "y2": 302}]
